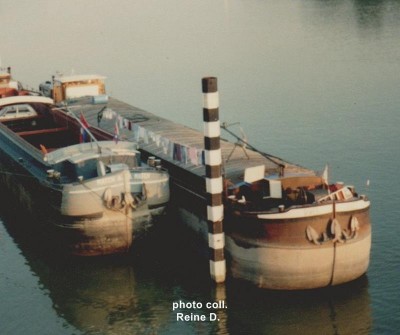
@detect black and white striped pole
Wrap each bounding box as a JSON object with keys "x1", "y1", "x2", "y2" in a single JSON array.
[{"x1": 202, "y1": 77, "x2": 226, "y2": 283}]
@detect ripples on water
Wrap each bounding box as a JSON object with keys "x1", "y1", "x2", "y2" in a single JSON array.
[
  {"x1": 1, "y1": 0, "x2": 399, "y2": 334},
  {"x1": 0, "y1": 212, "x2": 372, "y2": 335}
]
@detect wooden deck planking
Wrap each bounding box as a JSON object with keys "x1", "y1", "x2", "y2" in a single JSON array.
[{"x1": 69, "y1": 97, "x2": 314, "y2": 184}]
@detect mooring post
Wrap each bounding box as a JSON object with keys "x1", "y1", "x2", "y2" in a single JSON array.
[{"x1": 202, "y1": 77, "x2": 226, "y2": 283}]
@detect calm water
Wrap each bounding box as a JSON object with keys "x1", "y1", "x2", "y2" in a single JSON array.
[{"x1": 1, "y1": 1, "x2": 399, "y2": 334}]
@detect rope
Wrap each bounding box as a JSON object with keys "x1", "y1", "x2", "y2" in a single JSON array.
[
  {"x1": 220, "y1": 123, "x2": 286, "y2": 168},
  {"x1": 78, "y1": 178, "x2": 142, "y2": 219}
]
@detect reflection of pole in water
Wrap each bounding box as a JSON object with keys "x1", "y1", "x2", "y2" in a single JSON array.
[
  {"x1": 328, "y1": 300, "x2": 339, "y2": 335},
  {"x1": 212, "y1": 283, "x2": 228, "y2": 335}
]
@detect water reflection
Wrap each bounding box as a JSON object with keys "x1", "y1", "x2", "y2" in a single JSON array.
[
  {"x1": 225, "y1": 277, "x2": 371, "y2": 335},
  {"x1": 353, "y1": 0, "x2": 397, "y2": 30},
  {"x1": 0, "y1": 204, "x2": 372, "y2": 335},
  {"x1": 309, "y1": 0, "x2": 400, "y2": 31},
  {"x1": 38, "y1": 259, "x2": 172, "y2": 334},
  {"x1": 0, "y1": 218, "x2": 171, "y2": 334}
]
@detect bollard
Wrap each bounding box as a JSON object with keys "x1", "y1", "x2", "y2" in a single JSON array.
[{"x1": 202, "y1": 77, "x2": 226, "y2": 283}]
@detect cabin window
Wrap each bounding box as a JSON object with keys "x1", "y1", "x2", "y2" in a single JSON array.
[
  {"x1": 100, "y1": 154, "x2": 139, "y2": 168},
  {"x1": 6, "y1": 109, "x2": 17, "y2": 116},
  {"x1": 0, "y1": 104, "x2": 37, "y2": 119},
  {"x1": 19, "y1": 107, "x2": 31, "y2": 114}
]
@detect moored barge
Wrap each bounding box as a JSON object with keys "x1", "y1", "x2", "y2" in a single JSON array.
[
  {"x1": 39, "y1": 73, "x2": 371, "y2": 289},
  {"x1": 0, "y1": 80, "x2": 169, "y2": 256}
]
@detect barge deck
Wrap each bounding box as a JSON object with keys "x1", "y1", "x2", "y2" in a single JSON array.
[
  {"x1": 69, "y1": 97, "x2": 313, "y2": 186},
  {"x1": 42, "y1": 74, "x2": 371, "y2": 290}
]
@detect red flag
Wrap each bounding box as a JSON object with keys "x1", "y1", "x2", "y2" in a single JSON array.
[
  {"x1": 80, "y1": 113, "x2": 89, "y2": 128},
  {"x1": 80, "y1": 113, "x2": 89, "y2": 143}
]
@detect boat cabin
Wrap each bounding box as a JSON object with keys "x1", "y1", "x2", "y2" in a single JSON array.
[
  {"x1": 0, "y1": 67, "x2": 19, "y2": 98},
  {"x1": 45, "y1": 141, "x2": 141, "y2": 183},
  {"x1": 0, "y1": 103, "x2": 37, "y2": 120},
  {"x1": 227, "y1": 165, "x2": 355, "y2": 211},
  {"x1": 0, "y1": 96, "x2": 87, "y2": 153},
  {"x1": 51, "y1": 75, "x2": 106, "y2": 104},
  {"x1": 0, "y1": 95, "x2": 144, "y2": 184}
]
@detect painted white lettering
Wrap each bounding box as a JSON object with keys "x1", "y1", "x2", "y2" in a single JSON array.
[
  {"x1": 209, "y1": 313, "x2": 218, "y2": 321},
  {"x1": 176, "y1": 313, "x2": 207, "y2": 321}
]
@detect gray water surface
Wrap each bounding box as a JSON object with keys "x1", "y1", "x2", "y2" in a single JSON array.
[{"x1": 1, "y1": 1, "x2": 399, "y2": 334}]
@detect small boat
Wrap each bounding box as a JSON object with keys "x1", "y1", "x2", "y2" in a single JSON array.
[{"x1": 0, "y1": 93, "x2": 169, "y2": 256}]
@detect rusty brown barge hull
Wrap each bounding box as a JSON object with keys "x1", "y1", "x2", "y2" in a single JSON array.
[
  {"x1": 70, "y1": 96, "x2": 371, "y2": 289},
  {"x1": 226, "y1": 200, "x2": 371, "y2": 289}
]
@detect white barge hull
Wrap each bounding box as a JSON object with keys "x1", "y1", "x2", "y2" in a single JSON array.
[
  {"x1": 226, "y1": 233, "x2": 371, "y2": 290},
  {"x1": 177, "y1": 197, "x2": 371, "y2": 290}
]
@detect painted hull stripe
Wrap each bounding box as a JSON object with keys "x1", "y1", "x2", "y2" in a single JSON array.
[
  {"x1": 67, "y1": 178, "x2": 168, "y2": 195},
  {"x1": 257, "y1": 200, "x2": 370, "y2": 219}
]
